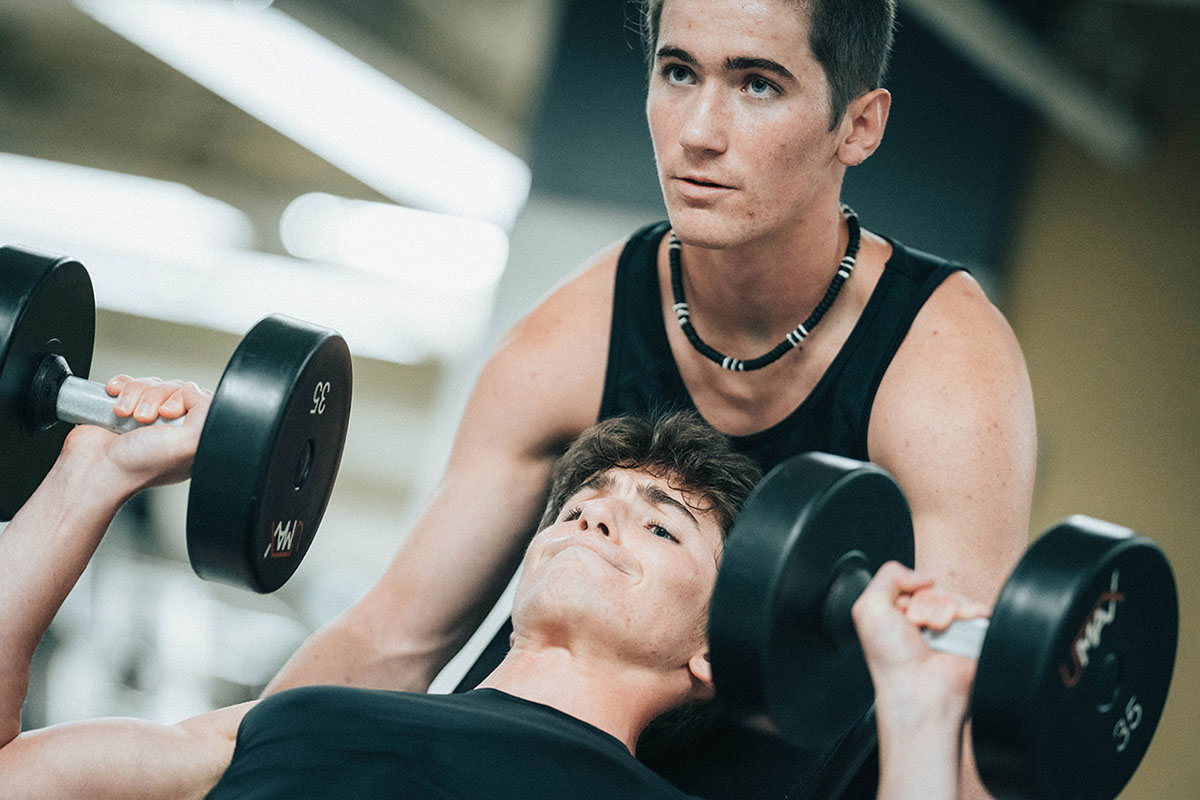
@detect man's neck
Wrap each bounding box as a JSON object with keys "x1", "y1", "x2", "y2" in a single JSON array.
[
  {"x1": 672, "y1": 201, "x2": 850, "y2": 346},
  {"x1": 476, "y1": 643, "x2": 689, "y2": 753}
]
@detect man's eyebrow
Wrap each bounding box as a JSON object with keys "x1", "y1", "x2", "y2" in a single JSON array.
[
  {"x1": 725, "y1": 56, "x2": 796, "y2": 82},
  {"x1": 655, "y1": 45, "x2": 697, "y2": 66},
  {"x1": 640, "y1": 484, "x2": 700, "y2": 531},
  {"x1": 655, "y1": 46, "x2": 796, "y2": 83},
  {"x1": 581, "y1": 473, "x2": 612, "y2": 493},
  {"x1": 576, "y1": 473, "x2": 700, "y2": 531}
]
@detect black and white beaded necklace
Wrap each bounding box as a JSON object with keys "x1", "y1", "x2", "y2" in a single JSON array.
[{"x1": 668, "y1": 205, "x2": 861, "y2": 372}]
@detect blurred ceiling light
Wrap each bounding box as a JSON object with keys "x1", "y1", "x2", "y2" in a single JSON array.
[
  {"x1": 0, "y1": 151, "x2": 255, "y2": 257},
  {"x1": 0, "y1": 155, "x2": 499, "y2": 365},
  {"x1": 74, "y1": 0, "x2": 532, "y2": 231},
  {"x1": 280, "y1": 193, "x2": 509, "y2": 293}
]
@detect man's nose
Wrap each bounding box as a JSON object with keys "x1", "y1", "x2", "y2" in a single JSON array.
[
  {"x1": 678, "y1": 89, "x2": 729, "y2": 156},
  {"x1": 577, "y1": 502, "x2": 618, "y2": 540}
]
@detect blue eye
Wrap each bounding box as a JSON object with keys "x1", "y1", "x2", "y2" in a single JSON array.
[
  {"x1": 746, "y1": 76, "x2": 778, "y2": 98},
  {"x1": 649, "y1": 523, "x2": 680, "y2": 544},
  {"x1": 663, "y1": 64, "x2": 693, "y2": 85}
]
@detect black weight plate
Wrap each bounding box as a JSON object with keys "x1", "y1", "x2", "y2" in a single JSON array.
[
  {"x1": 709, "y1": 452, "x2": 914, "y2": 748},
  {"x1": 0, "y1": 246, "x2": 94, "y2": 520},
  {"x1": 186, "y1": 315, "x2": 351, "y2": 593},
  {"x1": 973, "y1": 516, "x2": 1178, "y2": 800}
]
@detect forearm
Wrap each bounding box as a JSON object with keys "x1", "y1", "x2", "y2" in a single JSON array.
[
  {"x1": 855, "y1": 565, "x2": 983, "y2": 800},
  {"x1": 267, "y1": 455, "x2": 554, "y2": 696},
  {"x1": 875, "y1": 689, "x2": 964, "y2": 800},
  {"x1": 0, "y1": 451, "x2": 130, "y2": 744}
]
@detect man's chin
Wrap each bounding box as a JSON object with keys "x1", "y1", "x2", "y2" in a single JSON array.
[
  {"x1": 514, "y1": 577, "x2": 627, "y2": 637},
  {"x1": 665, "y1": 211, "x2": 750, "y2": 250}
]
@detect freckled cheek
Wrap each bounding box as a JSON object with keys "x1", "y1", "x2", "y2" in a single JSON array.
[{"x1": 758, "y1": 127, "x2": 814, "y2": 166}]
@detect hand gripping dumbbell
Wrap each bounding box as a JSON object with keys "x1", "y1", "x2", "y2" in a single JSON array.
[
  {"x1": 0, "y1": 245, "x2": 352, "y2": 593},
  {"x1": 708, "y1": 453, "x2": 1178, "y2": 800}
]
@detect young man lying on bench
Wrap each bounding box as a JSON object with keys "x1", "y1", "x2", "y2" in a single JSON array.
[{"x1": 0, "y1": 379, "x2": 979, "y2": 799}]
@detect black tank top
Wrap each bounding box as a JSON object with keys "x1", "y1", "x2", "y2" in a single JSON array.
[{"x1": 598, "y1": 221, "x2": 964, "y2": 470}]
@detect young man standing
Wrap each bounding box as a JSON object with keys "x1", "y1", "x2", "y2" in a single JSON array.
[{"x1": 267, "y1": 2, "x2": 1033, "y2": 755}]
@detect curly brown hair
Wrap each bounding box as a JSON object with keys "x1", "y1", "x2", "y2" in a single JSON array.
[{"x1": 538, "y1": 413, "x2": 760, "y2": 538}]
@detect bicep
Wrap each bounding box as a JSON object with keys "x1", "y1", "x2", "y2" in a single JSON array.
[
  {"x1": 869, "y1": 274, "x2": 1037, "y2": 604},
  {"x1": 0, "y1": 702, "x2": 250, "y2": 800}
]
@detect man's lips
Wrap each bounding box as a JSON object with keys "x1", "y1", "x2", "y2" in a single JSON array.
[
  {"x1": 541, "y1": 533, "x2": 641, "y2": 578},
  {"x1": 677, "y1": 175, "x2": 734, "y2": 189}
]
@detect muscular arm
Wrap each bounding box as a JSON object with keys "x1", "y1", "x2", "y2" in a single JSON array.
[
  {"x1": 870, "y1": 271, "x2": 1035, "y2": 606},
  {"x1": 0, "y1": 703, "x2": 250, "y2": 800},
  {"x1": 0, "y1": 381, "x2": 244, "y2": 799},
  {"x1": 869, "y1": 272, "x2": 1037, "y2": 798},
  {"x1": 0, "y1": 441, "x2": 127, "y2": 746},
  {"x1": 266, "y1": 245, "x2": 621, "y2": 694}
]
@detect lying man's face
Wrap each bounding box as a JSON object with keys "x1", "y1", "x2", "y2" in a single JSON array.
[{"x1": 513, "y1": 466, "x2": 725, "y2": 682}]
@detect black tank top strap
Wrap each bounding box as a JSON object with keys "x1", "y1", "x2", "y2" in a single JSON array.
[{"x1": 599, "y1": 221, "x2": 695, "y2": 420}]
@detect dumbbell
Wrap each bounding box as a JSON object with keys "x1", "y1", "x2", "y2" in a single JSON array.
[
  {"x1": 0, "y1": 244, "x2": 352, "y2": 593},
  {"x1": 709, "y1": 453, "x2": 1178, "y2": 800}
]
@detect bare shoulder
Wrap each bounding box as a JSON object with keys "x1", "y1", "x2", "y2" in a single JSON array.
[
  {"x1": 871, "y1": 268, "x2": 1035, "y2": 462},
  {"x1": 178, "y1": 700, "x2": 258, "y2": 746},
  {"x1": 880, "y1": 270, "x2": 1029, "y2": 407},
  {"x1": 504, "y1": 237, "x2": 624, "y2": 353},
  {"x1": 0, "y1": 701, "x2": 258, "y2": 800}
]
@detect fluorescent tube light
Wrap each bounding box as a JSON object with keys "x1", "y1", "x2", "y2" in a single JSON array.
[
  {"x1": 0, "y1": 151, "x2": 254, "y2": 257},
  {"x1": 280, "y1": 193, "x2": 509, "y2": 293},
  {"x1": 0, "y1": 156, "x2": 501, "y2": 364},
  {"x1": 75, "y1": 0, "x2": 532, "y2": 230}
]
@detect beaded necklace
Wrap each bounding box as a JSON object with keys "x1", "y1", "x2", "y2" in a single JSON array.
[{"x1": 668, "y1": 206, "x2": 860, "y2": 372}]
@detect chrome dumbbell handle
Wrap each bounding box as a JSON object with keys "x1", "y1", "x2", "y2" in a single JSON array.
[
  {"x1": 56, "y1": 375, "x2": 182, "y2": 434},
  {"x1": 922, "y1": 616, "x2": 989, "y2": 659}
]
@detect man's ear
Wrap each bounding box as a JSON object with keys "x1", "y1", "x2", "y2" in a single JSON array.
[
  {"x1": 688, "y1": 651, "x2": 714, "y2": 694},
  {"x1": 836, "y1": 88, "x2": 891, "y2": 167}
]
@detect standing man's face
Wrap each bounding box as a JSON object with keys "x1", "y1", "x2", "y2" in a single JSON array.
[{"x1": 646, "y1": 0, "x2": 845, "y2": 249}]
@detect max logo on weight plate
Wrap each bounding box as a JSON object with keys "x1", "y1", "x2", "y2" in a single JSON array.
[
  {"x1": 1059, "y1": 570, "x2": 1124, "y2": 688},
  {"x1": 265, "y1": 519, "x2": 305, "y2": 559}
]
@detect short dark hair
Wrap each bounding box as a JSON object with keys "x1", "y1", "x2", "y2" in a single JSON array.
[
  {"x1": 639, "y1": 0, "x2": 897, "y2": 129},
  {"x1": 538, "y1": 413, "x2": 760, "y2": 538}
]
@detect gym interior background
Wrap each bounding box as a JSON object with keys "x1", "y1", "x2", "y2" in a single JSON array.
[{"x1": 0, "y1": 0, "x2": 1195, "y2": 796}]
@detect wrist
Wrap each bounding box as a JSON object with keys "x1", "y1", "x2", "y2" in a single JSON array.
[
  {"x1": 52, "y1": 437, "x2": 140, "y2": 512},
  {"x1": 875, "y1": 678, "x2": 966, "y2": 800},
  {"x1": 874, "y1": 670, "x2": 969, "y2": 739}
]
